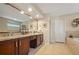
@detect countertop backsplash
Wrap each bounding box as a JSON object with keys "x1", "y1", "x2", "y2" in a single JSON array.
[{"x1": 0, "y1": 32, "x2": 21, "y2": 37}]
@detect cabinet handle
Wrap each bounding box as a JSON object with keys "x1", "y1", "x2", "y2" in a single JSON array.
[
  {"x1": 19, "y1": 40, "x2": 21, "y2": 46},
  {"x1": 16, "y1": 41, "x2": 18, "y2": 48}
]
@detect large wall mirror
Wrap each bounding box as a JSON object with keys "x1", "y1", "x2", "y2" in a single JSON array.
[{"x1": 0, "y1": 17, "x2": 22, "y2": 32}]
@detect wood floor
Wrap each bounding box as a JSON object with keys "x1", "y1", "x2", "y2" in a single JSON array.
[{"x1": 35, "y1": 43, "x2": 72, "y2": 55}]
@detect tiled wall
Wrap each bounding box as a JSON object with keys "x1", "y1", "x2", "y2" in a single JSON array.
[{"x1": 25, "y1": 17, "x2": 51, "y2": 44}]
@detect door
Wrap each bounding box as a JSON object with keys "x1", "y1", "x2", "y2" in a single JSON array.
[
  {"x1": 55, "y1": 19, "x2": 65, "y2": 42},
  {"x1": 0, "y1": 39, "x2": 16, "y2": 55},
  {"x1": 18, "y1": 37, "x2": 30, "y2": 55}
]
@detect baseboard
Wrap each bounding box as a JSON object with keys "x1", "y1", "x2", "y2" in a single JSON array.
[{"x1": 55, "y1": 41, "x2": 65, "y2": 43}]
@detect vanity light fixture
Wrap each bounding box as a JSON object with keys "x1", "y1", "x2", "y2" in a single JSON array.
[
  {"x1": 20, "y1": 10, "x2": 24, "y2": 14},
  {"x1": 28, "y1": 8, "x2": 32, "y2": 12}
]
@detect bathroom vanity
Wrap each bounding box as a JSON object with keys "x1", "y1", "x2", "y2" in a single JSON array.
[{"x1": 0, "y1": 33, "x2": 43, "y2": 55}]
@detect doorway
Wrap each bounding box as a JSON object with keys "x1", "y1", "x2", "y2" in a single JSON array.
[{"x1": 55, "y1": 19, "x2": 65, "y2": 42}]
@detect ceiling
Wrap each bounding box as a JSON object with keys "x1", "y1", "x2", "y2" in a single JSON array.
[
  {"x1": 0, "y1": 3, "x2": 79, "y2": 22},
  {"x1": 35, "y1": 3, "x2": 79, "y2": 16},
  {"x1": 0, "y1": 3, "x2": 43, "y2": 22}
]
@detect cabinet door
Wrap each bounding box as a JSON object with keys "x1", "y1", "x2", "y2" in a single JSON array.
[
  {"x1": 30, "y1": 35, "x2": 37, "y2": 48},
  {"x1": 37, "y1": 34, "x2": 43, "y2": 46},
  {"x1": 37, "y1": 35, "x2": 41, "y2": 46},
  {"x1": 40, "y1": 34, "x2": 43, "y2": 44},
  {"x1": 0, "y1": 40, "x2": 16, "y2": 55},
  {"x1": 18, "y1": 37, "x2": 30, "y2": 55}
]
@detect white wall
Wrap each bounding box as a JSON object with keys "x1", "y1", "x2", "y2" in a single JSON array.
[
  {"x1": 60, "y1": 13, "x2": 79, "y2": 32},
  {"x1": 59, "y1": 13, "x2": 79, "y2": 38},
  {"x1": 50, "y1": 12, "x2": 79, "y2": 43},
  {"x1": 50, "y1": 16, "x2": 55, "y2": 43}
]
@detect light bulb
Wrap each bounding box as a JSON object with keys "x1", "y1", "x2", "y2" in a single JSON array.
[
  {"x1": 36, "y1": 14, "x2": 39, "y2": 18},
  {"x1": 28, "y1": 8, "x2": 32, "y2": 12},
  {"x1": 20, "y1": 10, "x2": 24, "y2": 14}
]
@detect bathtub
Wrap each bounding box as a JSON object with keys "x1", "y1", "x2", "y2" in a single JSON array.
[
  {"x1": 66, "y1": 37, "x2": 79, "y2": 54},
  {"x1": 73, "y1": 38, "x2": 79, "y2": 43}
]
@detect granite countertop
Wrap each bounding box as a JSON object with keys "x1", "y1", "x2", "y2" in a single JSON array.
[{"x1": 0, "y1": 33, "x2": 42, "y2": 41}]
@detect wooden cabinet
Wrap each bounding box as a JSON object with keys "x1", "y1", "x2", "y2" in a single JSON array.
[
  {"x1": 37, "y1": 35, "x2": 41, "y2": 46},
  {"x1": 18, "y1": 37, "x2": 30, "y2": 55},
  {"x1": 37, "y1": 34, "x2": 43, "y2": 46},
  {"x1": 15, "y1": 39, "x2": 19, "y2": 55},
  {"x1": 0, "y1": 34, "x2": 43, "y2": 55},
  {"x1": 0, "y1": 39, "x2": 16, "y2": 55},
  {"x1": 30, "y1": 34, "x2": 43, "y2": 48},
  {"x1": 30, "y1": 35, "x2": 37, "y2": 48},
  {"x1": 41, "y1": 34, "x2": 43, "y2": 44},
  {"x1": 0, "y1": 37, "x2": 30, "y2": 55}
]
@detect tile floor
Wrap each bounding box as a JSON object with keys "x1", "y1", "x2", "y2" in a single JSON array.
[{"x1": 35, "y1": 43, "x2": 72, "y2": 55}]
